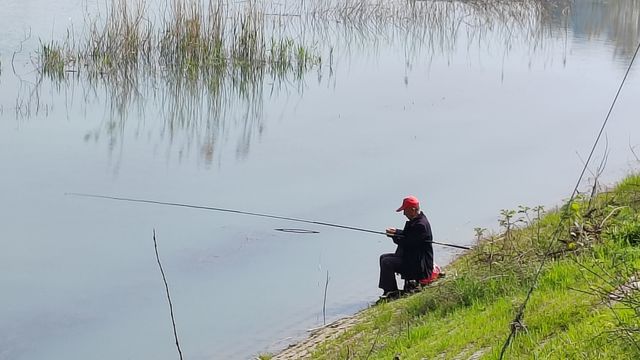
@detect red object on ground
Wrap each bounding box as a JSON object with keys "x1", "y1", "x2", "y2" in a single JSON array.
[{"x1": 419, "y1": 264, "x2": 442, "y2": 285}]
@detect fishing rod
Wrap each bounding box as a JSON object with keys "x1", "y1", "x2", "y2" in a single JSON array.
[{"x1": 66, "y1": 192, "x2": 471, "y2": 250}]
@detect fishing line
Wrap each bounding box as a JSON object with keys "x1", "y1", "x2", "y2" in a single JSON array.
[
  {"x1": 66, "y1": 192, "x2": 471, "y2": 250},
  {"x1": 498, "y1": 38, "x2": 640, "y2": 359}
]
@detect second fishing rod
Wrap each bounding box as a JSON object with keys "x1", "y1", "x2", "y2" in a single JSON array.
[{"x1": 66, "y1": 192, "x2": 471, "y2": 250}]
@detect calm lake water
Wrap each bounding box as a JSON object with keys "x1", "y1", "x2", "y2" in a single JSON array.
[{"x1": 1, "y1": 0, "x2": 639, "y2": 359}]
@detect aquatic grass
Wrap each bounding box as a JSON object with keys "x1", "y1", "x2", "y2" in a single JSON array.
[
  {"x1": 85, "y1": 0, "x2": 152, "y2": 74},
  {"x1": 31, "y1": 0, "x2": 325, "y2": 162},
  {"x1": 268, "y1": 38, "x2": 294, "y2": 76},
  {"x1": 36, "y1": 0, "x2": 568, "y2": 84},
  {"x1": 231, "y1": 5, "x2": 264, "y2": 66},
  {"x1": 39, "y1": 41, "x2": 69, "y2": 80},
  {"x1": 307, "y1": 0, "x2": 567, "y2": 33},
  {"x1": 159, "y1": 0, "x2": 228, "y2": 77},
  {"x1": 31, "y1": 0, "x2": 570, "y2": 123},
  {"x1": 30, "y1": 0, "x2": 577, "y2": 164},
  {"x1": 37, "y1": 0, "x2": 322, "y2": 89}
]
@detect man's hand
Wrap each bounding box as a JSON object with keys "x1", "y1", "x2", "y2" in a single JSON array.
[{"x1": 385, "y1": 228, "x2": 397, "y2": 237}]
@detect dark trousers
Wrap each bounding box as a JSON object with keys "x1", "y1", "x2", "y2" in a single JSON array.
[{"x1": 378, "y1": 253, "x2": 403, "y2": 292}]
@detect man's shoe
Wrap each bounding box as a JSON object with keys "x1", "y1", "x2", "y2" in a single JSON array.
[
  {"x1": 379, "y1": 290, "x2": 400, "y2": 301},
  {"x1": 403, "y1": 280, "x2": 420, "y2": 293}
]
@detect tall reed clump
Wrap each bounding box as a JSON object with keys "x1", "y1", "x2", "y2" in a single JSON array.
[
  {"x1": 37, "y1": 0, "x2": 321, "y2": 86},
  {"x1": 159, "y1": 0, "x2": 227, "y2": 78},
  {"x1": 85, "y1": 0, "x2": 152, "y2": 76},
  {"x1": 229, "y1": 4, "x2": 266, "y2": 94}
]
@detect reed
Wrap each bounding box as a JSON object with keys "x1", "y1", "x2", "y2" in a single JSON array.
[
  {"x1": 40, "y1": 41, "x2": 68, "y2": 80},
  {"x1": 30, "y1": 0, "x2": 575, "y2": 163},
  {"x1": 159, "y1": 0, "x2": 227, "y2": 77},
  {"x1": 85, "y1": 0, "x2": 152, "y2": 75},
  {"x1": 302, "y1": 0, "x2": 568, "y2": 58},
  {"x1": 34, "y1": 0, "x2": 575, "y2": 101},
  {"x1": 38, "y1": 0, "x2": 568, "y2": 81},
  {"x1": 37, "y1": 0, "x2": 321, "y2": 84}
]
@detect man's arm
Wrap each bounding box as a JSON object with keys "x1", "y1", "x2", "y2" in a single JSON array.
[
  {"x1": 396, "y1": 223, "x2": 428, "y2": 246},
  {"x1": 385, "y1": 227, "x2": 402, "y2": 244}
]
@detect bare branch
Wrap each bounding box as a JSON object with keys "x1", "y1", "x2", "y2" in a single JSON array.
[
  {"x1": 630, "y1": 141, "x2": 640, "y2": 163},
  {"x1": 323, "y1": 270, "x2": 330, "y2": 325},
  {"x1": 153, "y1": 229, "x2": 184, "y2": 360}
]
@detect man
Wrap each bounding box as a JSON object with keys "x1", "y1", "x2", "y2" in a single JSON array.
[{"x1": 378, "y1": 195, "x2": 434, "y2": 299}]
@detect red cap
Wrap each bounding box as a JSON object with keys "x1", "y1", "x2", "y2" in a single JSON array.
[{"x1": 396, "y1": 196, "x2": 420, "y2": 212}]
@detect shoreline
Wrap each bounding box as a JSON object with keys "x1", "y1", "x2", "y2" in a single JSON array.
[
  {"x1": 271, "y1": 315, "x2": 362, "y2": 360},
  {"x1": 265, "y1": 174, "x2": 640, "y2": 359}
]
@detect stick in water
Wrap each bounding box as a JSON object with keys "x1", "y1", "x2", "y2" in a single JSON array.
[
  {"x1": 153, "y1": 229, "x2": 184, "y2": 360},
  {"x1": 323, "y1": 270, "x2": 330, "y2": 326}
]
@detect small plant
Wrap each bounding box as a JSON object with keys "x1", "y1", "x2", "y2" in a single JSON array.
[
  {"x1": 518, "y1": 205, "x2": 532, "y2": 224},
  {"x1": 40, "y1": 41, "x2": 67, "y2": 79},
  {"x1": 499, "y1": 209, "x2": 519, "y2": 254},
  {"x1": 499, "y1": 209, "x2": 518, "y2": 233},
  {"x1": 474, "y1": 227, "x2": 487, "y2": 243}
]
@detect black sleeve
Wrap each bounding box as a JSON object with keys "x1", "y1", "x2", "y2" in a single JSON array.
[{"x1": 395, "y1": 222, "x2": 427, "y2": 246}]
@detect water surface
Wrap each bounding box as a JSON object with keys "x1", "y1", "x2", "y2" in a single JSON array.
[{"x1": 1, "y1": 0, "x2": 640, "y2": 358}]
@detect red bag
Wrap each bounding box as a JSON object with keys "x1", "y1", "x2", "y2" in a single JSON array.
[{"x1": 419, "y1": 264, "x2": 442, "y2": 285}]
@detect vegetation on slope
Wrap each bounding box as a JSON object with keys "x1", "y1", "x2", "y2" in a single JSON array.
[{"x1": 306, "y1": 174, "x2": 640, "y2": 359}]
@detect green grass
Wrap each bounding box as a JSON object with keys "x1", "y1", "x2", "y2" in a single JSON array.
[{"x1": 307, "y1": 174, "x2": 640, "y2": 359}]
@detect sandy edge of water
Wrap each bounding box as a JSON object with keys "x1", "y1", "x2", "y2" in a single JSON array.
[{"x1": 271, "y1": 314, "x2": 362, "y2": 359}]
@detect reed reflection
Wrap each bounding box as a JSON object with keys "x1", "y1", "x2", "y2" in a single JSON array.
[
  {"x1": 24, "y1": 0, "x2": 640, "y2": 165},
  {"x1": 569, "y1": 0, "x2": 640, "y2": 60}
]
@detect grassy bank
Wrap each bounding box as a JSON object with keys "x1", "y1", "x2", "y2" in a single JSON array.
[{"x1": 273, "y1": 174, "x2": 640, "y2": 359}]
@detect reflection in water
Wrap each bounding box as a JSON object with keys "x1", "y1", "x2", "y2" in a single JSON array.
[
  {"x1": 33, "y1": 0, "x2": 322, "y2": 166},
  {"x1": 2, "y1": 2, "x2": 640, "y2": 359},
  {"x1": 17, "y1": 0, "x2": 640, "y2": 165},
  {"x1": 570, "y1": 0, "x2": 640, "y2": 59},
  {"x1": 155, "y1": 68, "x2": 266, "y2": 165},
  {"x1": 80, "y1": 67, "x2": 267, "y2": 167},
  {"x1": 307, "y1": 0, "x2": 564, "y2": 51}
]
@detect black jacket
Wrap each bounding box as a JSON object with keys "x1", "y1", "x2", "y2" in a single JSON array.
[{"x1": 393, "y1": 212, "x2": 434, "y2": 280}]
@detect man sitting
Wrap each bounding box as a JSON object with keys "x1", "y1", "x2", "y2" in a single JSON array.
[{"x1": 378, "y1": 196, "x2": 434, "y2": 299}]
